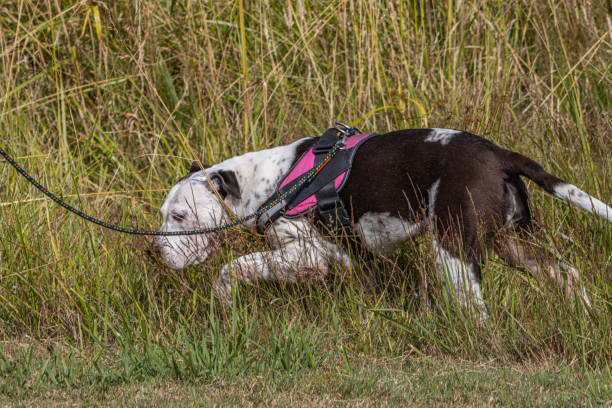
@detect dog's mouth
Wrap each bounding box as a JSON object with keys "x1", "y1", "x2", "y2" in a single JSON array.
[{"x1": 146, "y1": 232, "x2": 224, "y2": 270}]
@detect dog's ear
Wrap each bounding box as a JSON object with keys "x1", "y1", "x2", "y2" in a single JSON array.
[
  {"x1": 189, "y1": 161, "x2": 211, "y2": 173},
  {"x1": 210, "y1": 169, "x2": 241, "y2": 199}
]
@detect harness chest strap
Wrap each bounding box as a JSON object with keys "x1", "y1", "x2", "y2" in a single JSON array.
[
  {"x1": 312, "y1": 130, "x2": 352, "y2": 234},
  {"x1": 256, "y1": 129, "x2": 377, "y2": 234}
]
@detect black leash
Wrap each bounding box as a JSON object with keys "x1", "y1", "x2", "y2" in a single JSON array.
[{"x1": 0, "y1": 124, "x2": 353, "y2": 236}]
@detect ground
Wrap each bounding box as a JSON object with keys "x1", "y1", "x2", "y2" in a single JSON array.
[{"x1": 3, "y1": 355, "x2": 610, "y2": 407}]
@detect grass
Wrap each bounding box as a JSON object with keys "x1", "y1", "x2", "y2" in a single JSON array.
[
  {"x1": 2, "y1": 350, "x2": 611, "y2": 407},
  {"x1": 0, "y1": 0, "x2": 611, "y2": 405}
]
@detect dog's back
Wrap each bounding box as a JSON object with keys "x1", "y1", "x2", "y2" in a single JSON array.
[{"x1": 342, "y1": 129, "x2": 610, "y2": 227}]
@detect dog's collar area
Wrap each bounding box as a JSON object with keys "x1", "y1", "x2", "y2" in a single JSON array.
[{"x1": 256, "y1": 127, "x2": 377, "y2": 235}]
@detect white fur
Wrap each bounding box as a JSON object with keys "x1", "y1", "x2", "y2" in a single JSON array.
[
  {"x1": 425, "y1": 128, "x2": 461, "y2": 146},
  {"x1": 554, "y1": 183, "x2": 612, "y2": 222},
  {"x1": 156, "y1": 138, "x2": 309, "y2": 269},
  {"x1": 206, "y1": 138, "x2": 310, "y2": 223},
  {"x1": 157, "y1": 181, "x2": 228, "y2": 269},
  {"x1": 432, "y1": 239, "x2": 485, "y2": 310},
  {"x1": 428, "y1": 179, "x2": 441, "y2": 219},
  {"x1": 558, "y1": 261, "x2": 592, "y2": 309},
  {"x1": 352, "y1": 179, "x2": 440, "y2": 255},
  {"x1": 215, "y1": 218, "x2": 350, "y2": 300},
  {"x1": 355, "y1": 212, "x2": 423, "y2": 254}
]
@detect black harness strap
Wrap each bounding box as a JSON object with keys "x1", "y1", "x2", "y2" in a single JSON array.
[{"x1": 312, "y1": 129, "x2": 352, "y2": 235}]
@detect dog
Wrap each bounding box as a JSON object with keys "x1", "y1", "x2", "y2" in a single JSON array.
[{"x1": 153, "y1": 128, "x2": 611, "y2": 310}]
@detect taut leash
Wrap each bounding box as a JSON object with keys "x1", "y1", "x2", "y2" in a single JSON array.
[{"x1": 0, "y1": 123, "x2": 356, "y2": 236}]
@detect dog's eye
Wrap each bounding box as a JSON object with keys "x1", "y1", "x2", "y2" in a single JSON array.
[{"x1": 172, "y1": 213, "x2": 185, "y2": 222}]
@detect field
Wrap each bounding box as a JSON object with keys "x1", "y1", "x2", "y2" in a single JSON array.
[{"x1": 1, "y1": 0, "x2": 611, "y2": 406}]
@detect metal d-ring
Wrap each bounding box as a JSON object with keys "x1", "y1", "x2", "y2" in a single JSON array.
[{"x1": 333, "y1": 121, "x2": 360, "y2": 137}]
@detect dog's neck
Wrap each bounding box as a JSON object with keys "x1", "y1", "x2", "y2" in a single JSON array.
[{"x1": 215, "y1": 138, "x2": 310, "y2": 228}]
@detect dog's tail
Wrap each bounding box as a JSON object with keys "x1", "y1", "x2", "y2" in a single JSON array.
[{"x1": 502, "y1": 150, "x2": 612, "y2": 222}]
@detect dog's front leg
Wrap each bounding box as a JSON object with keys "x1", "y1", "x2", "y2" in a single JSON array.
[{"x1": 213, "y1": 243, "x2": 331, "y2": 303}]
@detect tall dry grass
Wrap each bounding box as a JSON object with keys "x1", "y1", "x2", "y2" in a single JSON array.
[{"x1": 0, "y1": 0, "x2": 610, "y2": 389}]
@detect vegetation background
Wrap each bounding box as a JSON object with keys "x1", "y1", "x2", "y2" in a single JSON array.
[{"x1": 0, "y1": 0, "x2": 610, "y2": 405}]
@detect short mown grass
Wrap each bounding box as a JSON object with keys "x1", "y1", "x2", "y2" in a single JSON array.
[{"x1": 1, "y1": 0, "x2": 611, "y2": 405}]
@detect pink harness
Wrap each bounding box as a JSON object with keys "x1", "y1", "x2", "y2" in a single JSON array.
[
  {"x1": 256, "y1": 127, "x2": 377, "y2": 234},
  {"x1": 280, "y1": 133, "x2": 373, "y2": 216}
]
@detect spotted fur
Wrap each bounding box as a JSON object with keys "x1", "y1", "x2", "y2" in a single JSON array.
[{"x1": 155, "y1": 128, "x2": 611, "y2": 311}]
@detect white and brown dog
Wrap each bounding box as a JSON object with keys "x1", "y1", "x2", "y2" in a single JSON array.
[{"x1": 153, "y1": 129, "x2": 611, "y2": 310}]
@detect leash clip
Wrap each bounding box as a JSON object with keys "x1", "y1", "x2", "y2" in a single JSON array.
[{"x1": 333, "y1": 121, "x2": 360, "y2": 138}]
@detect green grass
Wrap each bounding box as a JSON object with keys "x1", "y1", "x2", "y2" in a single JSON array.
[
  {"x1": 2, "y1": 351, "x2": 611, "y2": 407},
  {"x1": 0, "y1": 0, "x2": 611, "y2": 405}
]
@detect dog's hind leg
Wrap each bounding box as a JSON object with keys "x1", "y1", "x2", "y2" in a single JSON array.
[
  {"x1": 494, "y1": 232, "x2": 590, "y2": 307},
  {"x1": 496, "y1": 178, "x2": 590, "y2": 307}
]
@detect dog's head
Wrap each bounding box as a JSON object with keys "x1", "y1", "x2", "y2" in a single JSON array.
[{"x1": 154, "y1": 161, "x2": 241, "y2": 269}]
